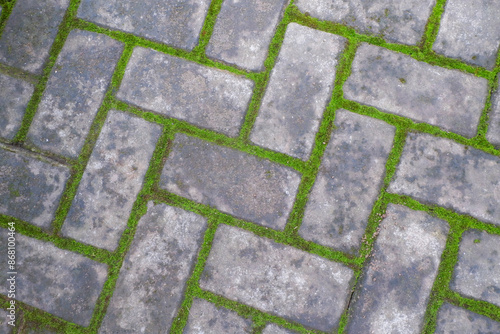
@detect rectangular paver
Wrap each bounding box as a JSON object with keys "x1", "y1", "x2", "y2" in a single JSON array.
[
  {"x1": 0, "y1": 0, "x2": 70, "y2": 74},
  {"x1": 262, "y1": 324, "x2": 297, "y2": 334},
  {"x1": 0, "y1": 145, "x2": 70, "y2": 228},
  {"x1": 487, "y1": 77, "x2": 500, "y2": 146},
  {"x1": 435, "y1": 303, "x2": 500, "y2": 333},
  {"x1": 0, "y1": 308, "x2": 13, "y2": 333},
  {"x1": 200, "y1": 224, "x2": 354, "y2": 332},
  {"x1": 206, "y1": 0, "x2": 288, "y2": 71},
  {"x1": 160, "y1": 133, "x2": 301, "y2": 230},
  {"x1": 27, "y1": 30, "x2": 123, "y2": 158},
  {"x1": 388, "y1": 133, "x2": 500, "y2": 226},
  {"x1": 250, "y1": 23, "x2": 345, "y2": 160},
  {"x1": 100, "y1": 202, "x2": 207, "y2": 333},
  {"x1": 61, "y1": 110, "x2": 162, "y2": 251},
  {"x1": 0, "y1": 73, "x2": 34, "y2": 140},
  {"x1": 300, "y1": 110, "x2": 395, "y2": 253},
  {"x1": 117, "y1": 47, "x2": 254, "y2": 137},
  {"x1": 0, "y1": 229, "x2": 108, "y2": 327},
  {"x1": 344, "y1": 43, "x2": 488, "y2": 137},
  {"x1": 346, "y1": 204, "x2": 449, "y2": 333}
]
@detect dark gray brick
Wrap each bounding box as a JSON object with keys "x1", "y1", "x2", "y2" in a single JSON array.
[
  {"x1": 0, "y1": 230, "x2": 108, "y2": 327},
  {"x1": 100, "y1": 202, "x2": 207, "y2": 333},
  {"x1": 346, "y1": 204, "x2": 449, "y2": 333},
  {"x1": 117, "y1": 47, "x2": 254, "y2": 137},
  {"x1": 300, "y1": 110, "x2": 395, "y2": 253},
  {"x1": 27, "y1": 30, "x2": 124, "y2": 158},
  {"x1": 435, "y1": 303, "x2": 500, "y2": 333},
  {"x1": 388, "y1": 133, "x2": 500, "y2": 226},
  {"x1": 262, "y1": 324, "x2": 297, "y2": 334},
  {"x1": 206, "y1": 0, "x2": 287, "y2": 71},
  {"x1": 487, "y1": 77, "x2": 500, "y2": 146},
  {"x1": 344, "y1": 43, "x2": 488, "y2": 137},
  {"x1": 0, "y1": 74, "x2": 34, "y2": 140},
  {"x1": 0, "y1": 145, "x2": 70, "y2": 228},
  {"x1": 200, "y1": 225, "x2": 354, "y2": 332},
  {"x1": 0, "y1": 0, "x2": 70, "y2": 74},
  {"x1": 160, "y1": 133, "x2": 301, "y2": 230},
  {"x1": 62, "y1": 110, "x2": 161, "y2": 251}
]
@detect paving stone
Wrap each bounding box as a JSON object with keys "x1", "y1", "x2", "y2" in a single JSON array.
[
  {"x1": 300, "y1": 110, "x2": 395, "y2": 254},
  {"x1": 184, "y1": 299, "x2": 253, "y2": 334},
  {"x1": 0, "y1": 73, "x2": 34, "y2": 140},
  {"x1": 77, "y1": 0, "x2": 210, "y2": 51},
  {"x1": 0, "y1": 0, "x2": 70, "y2": 74},
  {"x1": 117, "y1": 47, "x2": 254, "y2": 137},
  {"x1": 487, "y1": 77, "x2": 500, "y2": 146},
  {"x1": 262, "y1": 323, "x2": 297, "y2": 334},
  {"x1": 0, "y1": 145, "x2": 70, "y2": 228},
  {"x1": 433, "y1": 0, "x2": 500, "y2": 69},
  {"x1": 206, "y1": 0, "x2": 288, "y2": 71},
  {"x1": 160, "y1": 133, "x2": 301, "y2": 230},
  {"x1": 0, "y1": 229, "x2": 108, "y2": 327},
  {"x1": 250, "y1": 23, "x2": 345, "y2": 160},
  {"x1": 61, "y1": 110, "x2": 161, "y2": 251},
  {"x1": 27, "y1": 30, "x2": 124, "y2": 158},
  {"x1": 0, "y1": 308, "x2": 13, "y2": 334},
  {"x1": 200, "y1": 225, "x2": 354, "y2": 332},
  {"x1": 295, "y1": 0, "x2": 434, "y2": 45},
  {"x1": 388, "y1": 133, "x2": 500, "y2": 226},
  {"x1": 435, "y1": 303, "x2": 500, "y2": 333},
  {"x1": 450, "y1": 230, "x2": 500, "y2": 307},
  {"x1": 344, "y1": 43, "x2": 488, "y2": 137},
  {"x1": 346, "y1": 204, "x2": 449, "y2": 333},
  {"x1": 24, "y1": 327, "x2": 57, "y2": 334},
  {"x1": 100, "y1": 202, "x2": 207, "y2": 333}
]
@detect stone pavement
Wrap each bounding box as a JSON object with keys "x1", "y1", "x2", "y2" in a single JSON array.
[{"x1": 0, "y1": 0, "x2": 499, "y2": 333}]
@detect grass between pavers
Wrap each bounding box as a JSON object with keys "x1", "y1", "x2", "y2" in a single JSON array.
[{"x1": 1, "y1": 0, "x2": 500, "y2": 332}]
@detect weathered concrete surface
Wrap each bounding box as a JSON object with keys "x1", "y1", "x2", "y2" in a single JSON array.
[
  {"x1": 0, "y1": 73, "x2": 34, "y2": 140},
  {"x1": 262, "y1": 323, "x2": 297, "y2": 334},
  {"x1": 435, "y1": 303, "x2": 500, "y2": 333},
  {"x1": 487, "y1": 77, "x2": 500, "y2": 146},
  {"x1": 300, "y1": 110, "x2": 395, "y2": 253},
  {"x1": 200, "y1": 224, "x2": 354, "y2": 332},
  {"x1": 344, "y1": 43, "x2": 488, "y2": 137},
  {"x1": 100, "y1": 202, "x2": 207, "y2": 333},
  {"x1": 0, "y1": 308, "x2": 13, "y2": 334}
]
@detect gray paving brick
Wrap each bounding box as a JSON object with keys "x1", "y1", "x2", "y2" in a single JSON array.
[
  {"x1": 27, "y1": 30, "x2": 124, "y2": 158},
  {"x1": 0, "y1": 308, "x2": 13, "y2": 334},
  {"x1": 100, "y1": 202, "x2": 207, "y2": 333},
  {"x1": 206, "y1": 0, "x2": 288, "y2": 71},
  {"x1": 435, "y1": 303, "x2": 500, "y2": 333},
  {"x1": 0, "y1": 0, "x2": 70, "y2": 74},
  {"x1": 346, "y1": 204, "x2": 449, "y2": 333},
  {"x1": 0, "y1": 229, "x2": 108, "y2": 327},
  {"x1": 300, "y1": 110, "x2": 395, "y2": 253},
  {"x1": 450, "y1": 230, "x2": 500, "y2": 307},
  {"x1": 262, "y1": 324, "x2": 297, "y2": 334},
  {"x1": 160, "y1": 133, "x2": 301, "y2": 230},
  {"x1": 77, "y1": 0, "x2": 210, "y2": 51},
  {"x1": 0, "y1": 145, "x2": 70, "y2": 228},
  {"x1": 0, "y1": 74, "x2": 34, "y2": 140},
  {"x1": 344, "y1": 43, "x2": 488, "y2": 137},
  {"x1": 388, "y1": 133, "x2": 500, "y2": 226},
  {"x1": 295, "y1": 0, "x2": 435, "y2": 45},
  {"x1": 487, "y1": 77, "x2": 500, "y2": 146},
  {"x1": 250, "y1": 23, "x2": 345, "y2": 160},
  {"x1": 200, "y1": 225, "x2": 354, "y2": 332},
  {"x1": 117, "y1": 47, "x2": 254, "y2": 137},
  {"x1": 433, "y1": 0, "x2": 500, "y2": 69},
  {"x1": 184, "y1": 299, "x2": 252, "y2": 334},
  {"x1": 61, "y1": 110, "x2": 161, "y2": 251}
]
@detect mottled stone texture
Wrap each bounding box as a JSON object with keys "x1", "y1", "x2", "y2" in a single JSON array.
[
  {"x1": 250, "y1": 23, "x2": 345, "y2": 160},
  {"x1": 200, "y1": 225, "x2": 354, "y2": 332},
  {"x1": 451, "y1": 230, "x2": 500, "y2": 307},
  {"x1": 0, "y1": 146, "x2": 70, "y2": 228},
  {"x1": 0, "y1": 229, "x2": 108, "y2": 327},
  {"x1": 487, "y1": 77, "x2": 500, "y2": 146},
  {"x1": 77, "y1": 0, "x2": 210, "y2": 51},
  {"x1": 435, "y1": 303, "x2": 500, "y2": 333},
  {"x1": 262, "y1": 324, "x2": 298, "y2": 334},
  {"x1": 344, "y1": 43, "x2": 488, "y2": 137},
  {"x1": 100, "y1": 203, "x2": 207, "y2": 333},
  {"x1": 0, "y1": 73, "x2": 34, "y2": 140},
  {"x1": 388, "y1": 133, "x2": 500, "y2": 226},
  {"x1": 433, "y1": 0, "x2": 500, "y2": 69},
  {"x1": 300, "y1": 110, "x2": 395, "y2": 253},
  {"x1": 0, "y1": 308, "x2": 13, "y2": 334},
  {"x1": 206, "y1": 0, "x2": 287, "y2": 71},
  {"x1": 295, "y1": 0, "x2": 435, "y2": 45},
  {"x1": 62, "y1": 110, "x2": 161, "y2": 251},
  {"x1": 184, "y1": 299, "x2": 253, "y2": 334},
  {"x1": 160, "y1": 133, "x2": 301, "y2": 229},
  {"x1": 0, "y1": 0, "x2": 70, "y2": 74},
  {"x1": 27, "y1": 30, "x2": 124, "y2": 158},
  {"x1": 117, "y1": 47, "x2": 254, "y2": 137}
]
